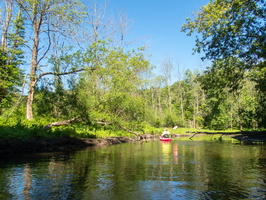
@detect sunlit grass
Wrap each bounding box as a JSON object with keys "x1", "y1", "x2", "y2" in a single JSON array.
[
  {"x1": 72, "y1": 128, "x2": 133, "y2": 138},
  {"x1": 173, "y1": 135, "x2": 240, "y2": 143},
  {"x1": 0, "y1": 116, "x2": 262, "y2": 140},
  {"x1": 171, "y1": 127, "x2": 241, "y2": 134}
]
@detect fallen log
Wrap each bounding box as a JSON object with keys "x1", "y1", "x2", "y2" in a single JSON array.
[
  {"x1": 115, "y1": 123, "x2": 142, "y2": 138},
  {"x1": 44, "y1": 117, "x2": 142, "y2": 138},
  {"x1": 44, "y1": 116, "x2": 81, "y2": 129},
  {"x1": 189, "y1": 132, "x2": 198, "y2": 139}
]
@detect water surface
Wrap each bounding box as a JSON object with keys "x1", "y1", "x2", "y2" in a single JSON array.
[{"x1": 0, "y1": 139, "x2": 266, "y2": 199}]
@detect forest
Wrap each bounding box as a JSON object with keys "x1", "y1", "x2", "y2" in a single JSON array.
[{"x1": 0, "y1": 0, "x2": 265, "y2": 139}]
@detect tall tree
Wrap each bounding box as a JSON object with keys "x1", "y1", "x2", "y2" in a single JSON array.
[
  {"x1": 181, "y1": 0, "x2": 266, "y2": 65},
  {"x1": 182, "y1": 0, "x2": 266, "y2": 127},
  {"x1": 15, "y1": 0, "x2": 85, "y2": 120},
  {"x1": 161, "y1": 57, "x2": 173, "y2": 114},
  {"x1": 1, "y1": 0, "x2": 14, "y2": 48},
  {"x1": 0, "y1": 8, "x2": 24, "y2": 110},
  {"x1": 173, "y1": 60, "x2": 185, "y2": 126},
  {"x1": 76, "y1": 43, "x2": 151, "y2": 129},
  {"x1": 82, "y1": 0, "x2": 114, "y2": 44}
]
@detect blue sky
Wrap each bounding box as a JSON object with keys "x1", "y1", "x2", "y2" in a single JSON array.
[{"x1": 110, "y1": 0, "x2": 211, "y2": 79}]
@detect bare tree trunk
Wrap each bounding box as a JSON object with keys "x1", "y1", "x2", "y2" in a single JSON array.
[
  {"x1": 26, "y1": 3, "x2": 39, "y2": 120},
  {"x1": 193, "y1": 85, "x2": 199, "y2": 128},
  {"x1": 180, "y1": 91, "x2": 184, "y2": 125},
  {"x1": 174, "y1": 61, "x2": 185, "y2": 126},
  {"x1": 44, "y1": 116, "x2": 81, "y2": 128},
  {"x1": 193, "y1": 94, "x2": 198, "y2": 128},
  {"x1": 16, "y1": 0, "x2": 85, "y2": 120},
  {"x1": 116, "y1": 123, "x2": 141, "y2": 138},
  {"x1": 161, "y1": 58, "x2": 173, "y2": 113},
  {"x1": 26, "y1": 79, "x2": 36, "y2": 120},
  {"x1": 168, "y1": 83, "x2": 172, "y2": 113},
  {"x1": 22, "y1": 164, "x2": 31, "y2": 200},
  {"x1": 195, "y1": 93, "x2": 199, "y2": 128},
  {"x1": 1, "y1": 0, "x2": 13, "y2": 48},
  {"x1": 116, "y1": 11, "x2": 133, "y2": 48},
  {"x1": 151, "y1": 90, "x2": 154, "y2": 109},
  {"x1": 158, "y1": 90, "x2": 162, "y2": 117}
]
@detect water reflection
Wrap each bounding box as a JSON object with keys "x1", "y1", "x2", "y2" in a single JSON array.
[{"x1": 0, "y1": 141, "x2": 266, "y2": 199}]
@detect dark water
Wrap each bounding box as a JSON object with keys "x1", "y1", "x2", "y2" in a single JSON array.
[{"x1": 0, "y1": 139, "x2": 266, "y2": 200}]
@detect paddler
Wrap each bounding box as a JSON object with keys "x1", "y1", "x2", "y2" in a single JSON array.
[{"x1": 161, "y1": 128, "x2": 170, "y2": 138}]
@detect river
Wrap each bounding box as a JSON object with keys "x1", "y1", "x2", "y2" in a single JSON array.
[{"x1": 0, "y1": 138, "x2": 266, "y2": 200}]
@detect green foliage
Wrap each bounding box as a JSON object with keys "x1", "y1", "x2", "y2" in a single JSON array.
[
  {"x1": 248, "y1": 63, "x2": 266, "y2": 126},
  {"x1": 181, "y1": 0, "x2": 265, "y2": 128},
  {"x1": 33, "y1": 88, "x2": 78, "y2": 119},
  {"x1": 75, "y1": 42, "x2": 151, "y2": 127},
  {"x1": 198, "y1": 59, "x2": 262, "y2": 129},
  {"x1": 1, "y1": 0, "x2": 266, "y2": 138},
  {"x1": 182, "y1": 0, "x2": 266, "y2": 65},
  {"x1": 0, "y1": 12, "x2": 25, "y2": 111},
  {"x1": 163, "y1": 113, "x2": 176, "y2": 127},
  {"x1": 0, "y1": 115, "x2": 141, "y2": 139},
  {"x1": 0, "y1": 116, "x2": 48, "y2": 139},
  {"x1": 199, "y1": 58, "x2": 246, "y2": 93}
]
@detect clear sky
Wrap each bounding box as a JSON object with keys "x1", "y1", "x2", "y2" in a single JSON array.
[{"x1": 110, "y1": 0, "x2": 211, "y2": 80}]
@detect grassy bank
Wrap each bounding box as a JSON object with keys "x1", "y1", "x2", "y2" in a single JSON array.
[
  {"x1": 0, "y1": 117, "x2": 155, "y2": 139},
  {"x1": 0, "y1": 121, "x2": 134, "y2": 139},
  {"x1": 1, "y1": 118, "x2": 265, "y2": 157},
  {"x1": 1, "y1": 116, "x2": 263, "y2": 140}
]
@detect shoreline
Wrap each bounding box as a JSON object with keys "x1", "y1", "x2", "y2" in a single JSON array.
[
  {"x1": 1, "y1": 132, "x2": 265, "y2": 157},
  {"x1": 176, "y1": 131, "x2": 266, "y2": 143},
  {"x1": 0, "y1": 136, "x2": 142, "y2": 158}
]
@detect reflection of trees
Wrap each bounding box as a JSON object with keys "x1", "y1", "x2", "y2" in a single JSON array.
[
  {"x1": 0, "y1": 142, "x2": 265, "y2": 199},
  {"x1": 0, "y1": 166, "x2": 16, "y2": 199},
  {"x1": 73, "y1": 141, "x2": 265, "y2": 200},
  {"x1": 22, "y1": 164, "x2": 31, "y2": 200},
  {"x1": 193, "y1": 143, "x2": 264, "y2": 199},
  {"x1": 257, "y1": 151, "x2": 266, "y2": 191}
]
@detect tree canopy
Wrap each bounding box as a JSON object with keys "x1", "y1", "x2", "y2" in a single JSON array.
[
  {"x1": 182, "y1": 0, "x2": 266, "y2": 127},
  {"x1": 181, "y1": 0, "x2": 266, "y2": 66}
]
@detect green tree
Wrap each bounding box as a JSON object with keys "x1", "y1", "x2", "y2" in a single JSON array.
[
  {"x1": 15, "y1": 0, "x2": 85, "y2": 120},
  {"x1": 176, "y1": 70, "x2": 204, "y2": 128},
  {"x1": 181, "y1": 0, "x2": 265, "y2": 65},
  {"x1": 32, "y1": 47, "x2": 86, "y2": 120},
  {"x1": 237, "y1": 78, "x2": 259, "y2": 129},
  {"x1": 249, "y1": 64, "x2": 266, "y2": 127},
  {"x1": 198, "y1": 58, "x2": 260, "y2": 129},
  {"x1": 198, "y1": 61, "x2": 235, "y2": 129},
  {"x1": 161, "y1": 58, "x2": 173, "y2": 114},
  {"x1": 182, "y1": 0, "x2": 266, "y2": 127},
  {"x1": 76, "y1": 43, "x2": 151, "y2": 131},
  {"x1": 0, "y1": 10, "x2": 25, "y2": 111}
]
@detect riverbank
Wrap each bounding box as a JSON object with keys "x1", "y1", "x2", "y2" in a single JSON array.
[
  {"x1": 0, "y1": 136, "x2": 141, "y2": 158},
  {"x1": 173, "y1": 131, "x2": 266, "y2": 143},
  {"x1": 1, "y1": 131, "x2": 265, "y2": 158},
  {"x1": 0, "y1": 134, "x2": 158, "y2": 158}
]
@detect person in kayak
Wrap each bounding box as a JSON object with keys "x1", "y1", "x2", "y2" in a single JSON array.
[{"x1": 161, "y1": 128, "x2": 170, "y2": 138}]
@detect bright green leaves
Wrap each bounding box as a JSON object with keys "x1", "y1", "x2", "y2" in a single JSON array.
[
  {"x1": 0, "y1": 10, "x2": 25, "y2": 111},
  {"x1": 17, "y1": 0, "x2": 85, "y2": 23},
  {"x1": 181, "y1": 0, "x2": 266, "y2": 128},
  {"x1": 181, "y1": 0, "x2": 266, "y2": 64},
  {"x1": 0, "y1": 49, "x2": 23, "y2": 110},
  {"x1": 197, "y1": 57, "x2": 263, "y2": 129},
  {"x1": 76, "y1": 42, "x2": 151, "y2": 125},
  {"x1": 104, "y1": 48, "x2": 149, "y2": 93}
]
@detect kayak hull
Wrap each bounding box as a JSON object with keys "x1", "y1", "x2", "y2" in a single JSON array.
[{"x1": 159, "y1": 137, "x2": 171, "y2": 141}]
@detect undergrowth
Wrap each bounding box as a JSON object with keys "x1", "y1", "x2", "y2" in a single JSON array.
[{"x1": 0, "y1": 116, "x2": 248, "y2": 140}]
